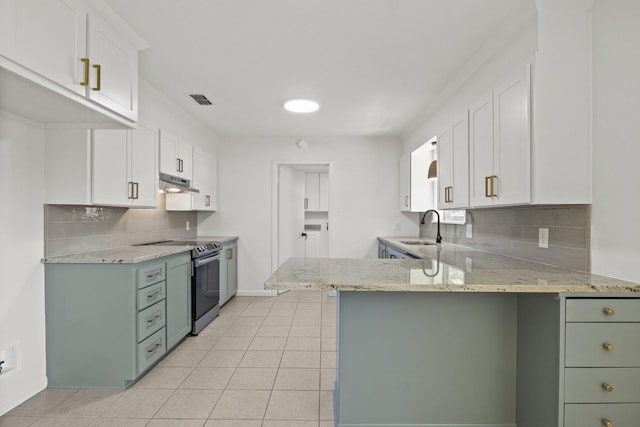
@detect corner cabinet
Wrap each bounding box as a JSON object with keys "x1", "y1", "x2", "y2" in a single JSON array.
[
  {"x1": 0, "y1": 0, "x2": 143, "y2": 125},
  {"x1": 470, "y1": 64, "x2": 531, "y2": 207},
  {"x1": 44, "y1": 252, "x2": 193, "y2": 388},
  {"x1": 219, "y1": 241, "x2": 238, "y2": 306}
]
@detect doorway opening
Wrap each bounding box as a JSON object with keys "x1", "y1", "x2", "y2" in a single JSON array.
[{"x1": 272, "y1": 162, "x2": 331, "y2": 272}]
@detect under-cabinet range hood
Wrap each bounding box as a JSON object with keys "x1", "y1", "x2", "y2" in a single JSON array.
[{"x1": 159, "y1": 172, "x2": 200, "y2": 193}]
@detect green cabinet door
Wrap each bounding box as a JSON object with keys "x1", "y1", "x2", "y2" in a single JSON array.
[
  {"x1": 165, "y1": 253, "x2": 192, "y2": 350},
  {"x1": 227, "y1": 243, "x2": 237, "y2": 298},
  {"x1": 219, "y1": 246, "x2": 229, "y2": 305}
]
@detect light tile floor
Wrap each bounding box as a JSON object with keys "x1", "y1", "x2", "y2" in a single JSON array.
[{"x1": 1, "y1": 291, "x2": 337, "y2": 427}]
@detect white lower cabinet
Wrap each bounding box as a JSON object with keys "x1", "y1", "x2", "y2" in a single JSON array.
[
  {"x1": 44, "y1": 252, "x2": 192, "y2": 388},
  {"x1": 219, "y1": 241, "x2": 238, "y2": 306}
]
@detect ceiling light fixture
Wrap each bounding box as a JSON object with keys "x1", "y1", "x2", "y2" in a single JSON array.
[{"x1": 284, "y1": 99, "x2": 319, "y2": 113}]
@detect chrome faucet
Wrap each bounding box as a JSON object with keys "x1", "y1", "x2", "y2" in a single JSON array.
[{"x1": 420, "y1": 210, "x2": 442, "y2": 244}]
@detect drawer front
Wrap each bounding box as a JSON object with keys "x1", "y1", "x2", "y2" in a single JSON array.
[
  {"x1": 137, "y1": 327, "x2": 166, "y2": 374},
  {"x1": 565, "y1": 368, "x2": 640, "y2": 403},
  {"x1": 565, "y1": 403, "x2": 640, "y2": 427},
  {"x1": 565, "y1": 323, "x2": 640, "y2": 367},
  {"x1": 137, "y1": 301, "x2": 166, "y2": 342},
  {"x1": 137, "y1": 263, "x2": 166, "y2": 289},
  {"x1": 137, "y1": 282, "x2": 166, "y2": 311},
  {"x1": 567, "y1": 299, "x2": 640, "y2": 322}
]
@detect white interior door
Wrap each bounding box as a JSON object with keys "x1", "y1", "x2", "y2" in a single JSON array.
[{"x1": 278, "y1": 166, "x2": 306, "y2": 267}]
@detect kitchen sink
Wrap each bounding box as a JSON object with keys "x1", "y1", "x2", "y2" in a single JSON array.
[{"x1": 399, "y1": 240, "x2": 437, "y2": 246}]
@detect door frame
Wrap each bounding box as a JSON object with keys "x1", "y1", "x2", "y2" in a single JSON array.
[{"x1": 271, "y1": 161, "x2": 333, "y2": 274}]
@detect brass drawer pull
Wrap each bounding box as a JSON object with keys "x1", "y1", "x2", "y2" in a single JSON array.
[
  {"x1": 603, "y1": 343, "x2": 615, "y2": 352},
  {"x1": 92, "y1": 64, "x2": 101, "y2": 91},
  {"x1": 146, "y1": 342, "x2": 162, "y2": 355},
  {"x1": 146, "y1": 290, "x2": 162, "y2": 300},
  {"x1": 602, "y1": 418, "x2": 613, "y2": 427},
  {"x1": 146, "y1": 313, "x2": 162, "y2": 325},
  {"x1": 602, "y1": 382, "x2": 613, "y2": 392},
  {"x1": 80, "y1": 57, "x2": 90, "y2": 86},
  {"x1": 603, "y1": 307, "x2": 615, "y2": 316}
]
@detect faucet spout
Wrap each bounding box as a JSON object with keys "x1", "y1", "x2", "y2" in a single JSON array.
[{"x1": 420, "y1": 210, "x2": 442, "y2": 244}]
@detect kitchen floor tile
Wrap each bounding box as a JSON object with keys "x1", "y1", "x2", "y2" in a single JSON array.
[
  {"x1": 320, "y1": 352, "x2": 336, "y2": 369},
  {"x1": 178, "y1": 336, "x2": 219, "y2": 352},
  {"x1": 285, "y1": 337, "x2": 321, "y2": 352},
  {"x1": 133, "y1": 367, "x2": 192, "y2": 389},
  {"x1": 320, "y1": 391, "x2": 334, "y2": 420},
  {"x1": 261, "y1": 421, "x2": 318, "y2": 427},
  {"x1": 147, "y1": 420, "x2": 205, "y2": 427},
  {"x1": 179, "y1": 367, "x2": 235, "y2": 390},
  {"x1": 264, "y1": 391, "x2": 319, "y2": 420},
  {"x1": 291, "y1": 317, "x2": 322, "y2": 327},
  {"x1": 212, "y1": 336, "x2": 253, "y2": 351},
  {"x1": 30, "y1": 417, "x2": 94, "y2": 426},
  {"x1": 321, "y1": 326, "x2": 336, "y2": 337},
  {"x1": 222, "y1": 324, "x2": 260, "y2": 337},
  {"x1": 208, "y1": 390, "x2": 270, "y2": 420},
  {"x1": 198, "y1": 350, "x2": 245, "y2": 368},
  {"x1": 0, "y1": 416, "x2": 38, "y2": 426},
  {"x1": 248, "y1": 337, "x2": 286, "y2": 351},
  {"x1": 274, "y1": 369, "x2": 320, "y2": 391},
  {"x1": 154, "y1": 389, "x2": 221, "y2": 419},
  {"x1": 238, "y1": 351, "x2": 283, "y2": 368},
  {"x1": 261, "y1": 316, "x2": 294, "y2": 326},
  {"x1": 320, "y1": 337, "x2": 336, "y2": 352},
  {"x1": 255, "y1": 325, "x2": 290, "y2": 337},
  {"x1": 6, "y1": 389, "x2": 78, "y2": 417},
  {"x1": 226, "y1": 368, "x2": 277, "y2": 390},
  {"x1": 230, "y1": 316, "x2": 265, "y2": 326},
  {"x1": 203, "y1": 420, "x2": 261, "y2": 427},
  {"x1": 289, "y1": 326, "x2": 321, "y2": 337},
  {"x1": 47, "y1": 389, "x2": 123, "y2": 417},
  {"x1": 280, "y1": 351, "x2": 321, "y2": 369},
  {"x1": 320, "y1": 369, "x2": 336, "y2": 391},
  {"x1": 157, "y1": 348, "x2": 208, "y2": 367},
  {"x1": 102, "y1": 389, "x2": 173, "y2": 419},
  {"x1": 89, "y1": 418, "x2": 149, "y2": 426}
]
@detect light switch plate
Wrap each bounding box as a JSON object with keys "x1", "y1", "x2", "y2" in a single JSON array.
[
  {"x1": 538, "y1": 228, "x2": 549, "y2": 248},
  {"x1": 466, "y1": 224, "x2": 473, "y2": 239}
]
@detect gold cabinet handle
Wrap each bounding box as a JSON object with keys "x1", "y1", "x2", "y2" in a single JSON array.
[
  {"x1": 603, "y1": 343, "x2": 615, "y2": 352},
  {"x1": 128, "y1": 181, "x2": 134, "y2": 199},
  {"x1": 485, "y1": 176, "x2": 490, "y2": 197},
  {"x1": 602, "y1": 383, "x2": 614, "y2": 392},
  {"x1": 80, "y1": 58, "x2": 90, "y2": 86},
  {"x1": 180, "y1": 159, "x2": 184, "y2": 172},
  {"x1": 92, "y1": 64, "x2": 101, "y2": 91},
  {"x1": 146, "y1": 342, "x2": 162, "y2": 355},
  {"x1": 205, "y1": 195, "x2": 211, "y2": 206},
  {"x1": 405, "y1": 195, "x2": 408, "y2": 207},
  {"x1": 134, "y1": 182, "x2": 139, "y2": 199},
  {"x1": 446, "y1": 186, "x2": 453, "y2": 203},
  {"x1": 602, "y1": 418, "x2": 613, "y2": 427},
  {"x1": 489, "y1": 175, "x2": 497, "y2": 197},
  {"x1": 603, "y1": 307, "x2": 615, "y2": 316}
]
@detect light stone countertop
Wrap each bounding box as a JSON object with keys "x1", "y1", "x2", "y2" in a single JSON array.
[
  {"x1": 264, "y1": 237, "x2": 640, "y2": 293},
  {"x1": 42, "y1": 235, "x2": 238, "y2": 264}
]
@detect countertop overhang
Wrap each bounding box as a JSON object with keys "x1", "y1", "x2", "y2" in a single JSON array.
[
  {"x1": 265, "y1": 237, "x2": 640, "y2": 293},
  {"x1": 42, "y1": 235, "x2": 238, "y2": 264}
]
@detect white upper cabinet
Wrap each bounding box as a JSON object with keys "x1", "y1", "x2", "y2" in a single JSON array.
[
  {"x1": 0, "y1": 0, "x2": 143, "y2": 126},
  {"x1": 470, "y1": 64, "x2": 531, "y2": 207},
  {"x1": 437, "y1": 113, "x2": 469, "y2": 209},
  {"x1": 160, "y1": 131, "x2": 193, "y2": 181},
  {"x1": 304, "y1": 173, "x2": 329, "y2": 212},
  {"x1": 192, "y1": 150, "x2": 217, "y2": 211},
  {"x1": 86, "y1": 10, "x2": 138, "y2": 121},
  {"x1": 400, "y1": 142, "x2": 436, "y2": 213},
  {"x1": 92, "y1": 125, "x2": 158, "y2": 208}
]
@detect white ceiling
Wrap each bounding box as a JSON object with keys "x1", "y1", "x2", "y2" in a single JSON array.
[{"x1": 105, "y1": 0, "x2": 535, "y2": 138}]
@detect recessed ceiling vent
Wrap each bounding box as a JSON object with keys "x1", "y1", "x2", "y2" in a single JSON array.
[{"x1": 189, "y1": 94, "x2": 213, "y2": 105}]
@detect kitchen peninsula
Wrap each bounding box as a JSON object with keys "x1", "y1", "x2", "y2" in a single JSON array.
[{"x1": 265, "y1": 239, "x2": 640, "y2": 427}]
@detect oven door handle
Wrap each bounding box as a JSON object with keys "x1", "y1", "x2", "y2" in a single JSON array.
[{"x1": 194, "y1": 254, "x2": 221, "y2": 267}]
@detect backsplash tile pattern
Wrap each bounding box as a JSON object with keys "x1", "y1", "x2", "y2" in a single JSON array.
[
  {"x1": 419, "y1": 205, "x2": 590, "y2": 271},
  {"x1": 45, "y1": 195, "x2": 197, "y2": 257}
]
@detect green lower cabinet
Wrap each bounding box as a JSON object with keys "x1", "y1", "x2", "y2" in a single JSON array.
[
  {"x1": 45, "y1": 252, "x2": 191, "y2": 388},
  {"x1": 219, "y1": 241, "x2": 237, "y2": 306}
]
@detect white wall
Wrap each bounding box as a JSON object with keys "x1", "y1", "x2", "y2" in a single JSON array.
[
  {"x1": 590, "y1": 0, "x2": 640, "y2": 281},
  {"x1": 0, "y1": 113, "x2": 47, "y2": 415},
  {"x1": 198, "y1": 136, "x2": 416, "y2": 294}
]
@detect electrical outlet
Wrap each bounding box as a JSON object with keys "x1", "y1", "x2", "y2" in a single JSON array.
[
  {"x1": 538, "y1": 228, "x2": 549, "y2": 248},
  {"x1": 466, "y1": 224, "x2": 473, "y2": 239},
  {"x1": 186, "y1": 221, "x2": 190, "y2": 231}
]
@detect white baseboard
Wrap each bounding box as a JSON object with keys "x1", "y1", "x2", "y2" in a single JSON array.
[{"x1": 236, "y1": 290, "x2": 278, "y2": 297}]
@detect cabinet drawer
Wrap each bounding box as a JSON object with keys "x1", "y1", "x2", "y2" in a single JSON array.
[
  {"x1": 565, "y1": 368, "x2": 640, "y2": 403},
  {"x1": 567, "y1": 299, "x2": 640, "y2": 322},
  {"x1": 137, "y1": 263, "x2": 166, "y2": 288},
  {"x1": 137, "y1": 282, "x2": 166, "y2": 311},
  {"x1": 565, "y1": 403, "x2": 640, "y2": 427},
  {"x1": 137, "y1": 327, "x2": 166, "y2": 374},
  {"x1": 137, "y1": 301, "x2": 166, "y2": 342},
  {"x1": 566, "y1": 323, "x2": 640, "y2": 367}
]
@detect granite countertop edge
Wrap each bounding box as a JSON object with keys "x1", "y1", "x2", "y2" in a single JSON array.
[{"x1": 42, "y1": 235, "x2": 239, "y2": 264}]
